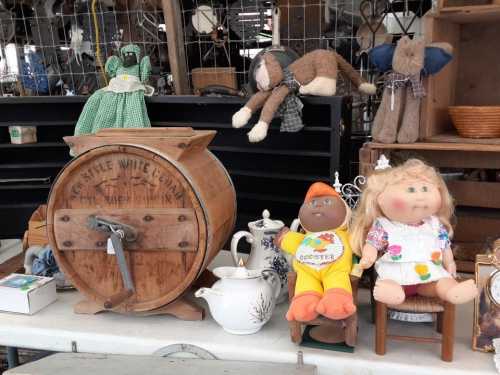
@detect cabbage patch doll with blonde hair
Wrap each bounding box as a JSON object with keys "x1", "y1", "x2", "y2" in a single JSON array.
[{"x1": 351, "y1": 158, "x2": 478, "y2": 305}]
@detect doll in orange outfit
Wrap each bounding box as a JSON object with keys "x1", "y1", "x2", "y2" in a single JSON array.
[{"x1": 275, "y1": 182, "x2": 355, "y2": 322}]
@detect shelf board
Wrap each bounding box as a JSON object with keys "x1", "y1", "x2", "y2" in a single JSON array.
[
  {"x1": 159, "y1": 121, "x2": 332, "y2": 132},
  {"x1": 0, "y1": 162, "x2": 66, "y2": 169},
  {"x1": 0, "y1": 121, "x2": 75, "y2": 127},
  {"x1": 0, "y1": 184, "x2": 51, "y2": 190},
  {"x1": 368, "y1": 136, "x2": 500, "y2": 152},
  {"x1": 434, "y1": 5, "x2": 500, "y2": 23},
  {"x1": 237, "y1": 192, "x2": 302, "y2": 204},
  {"x1": 228, "y1": 169, "x2": 329, "y2": 182},
  {"x1": 210, "y1": 145, "x2": 330, "y2": 157},
  {"x1": 0, "y1": 142, "x2": 67, "y2": 149}
]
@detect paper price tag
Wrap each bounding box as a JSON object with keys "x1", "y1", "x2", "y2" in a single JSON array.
[{"x1": 107, "y1": 238, "x2": 116, "y2": 255}]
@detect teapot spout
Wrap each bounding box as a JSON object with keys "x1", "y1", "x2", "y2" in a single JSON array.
[{"x1": 195, "y1": 287, "x2": 223, "y2": 306}]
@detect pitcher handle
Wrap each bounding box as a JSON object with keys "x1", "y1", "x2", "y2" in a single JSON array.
[
  {"x1": 261, "y1": 269, "x2": 281, "y2": 300},
  {"x1": 290, "y1": 218, "x2": 301, "y2": 232},
  {"x1": 230, "y1": 231, "x2": 254, "y2": 266}
]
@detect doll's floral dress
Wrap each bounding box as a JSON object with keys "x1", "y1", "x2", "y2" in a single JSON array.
[{"x1": 366, "y1": 216, "x2": 451, "y2": 285}]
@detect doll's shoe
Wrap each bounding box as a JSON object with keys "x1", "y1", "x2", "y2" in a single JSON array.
[
  {"x1": 373, "y1": 279, "x2": 405, "y2": 305},
  {"x1": 286, "y1": 292, "x2": 322, "y2": 322},
  {"x1": 316, "y1": 288, "x2": 356, "y2": 320},
  {"x1": 441, "y1": 279, "x2": 478, "y2": 304}
]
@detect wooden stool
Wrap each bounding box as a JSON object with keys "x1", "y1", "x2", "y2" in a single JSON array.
[
  {"x1": 287, "y1": 272, "x2": 359, "y2": 346},
  {"x1": 375, "y1": 296, "x2": 455, "y2": 362}
]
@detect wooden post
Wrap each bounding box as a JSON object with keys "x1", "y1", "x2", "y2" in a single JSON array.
[
  {"x1": 161, "y1": 0, "x2": 190, "y2": 94},
  {"x1": 441, "y1": 302, "x2": 455, "y2": 362},
  {"x1": 375, "y1": 302, "x2": 387, "y2": 355},
  {"x1": 436, "y1": 311, "x2": 443, "y2": 334}
]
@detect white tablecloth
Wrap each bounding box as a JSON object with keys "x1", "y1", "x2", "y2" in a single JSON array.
[{"x1": 0, "y1": 251, "x2": 494, "y2": 375}]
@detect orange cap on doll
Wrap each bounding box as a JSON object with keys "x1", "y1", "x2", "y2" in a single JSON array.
[{"x1": 304, "y1": 182, "x2": 339, "y2": 203}]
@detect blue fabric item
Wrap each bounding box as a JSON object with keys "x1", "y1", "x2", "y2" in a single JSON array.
[
  {"x1": 21, "y1": 52, "x2": 49, "y2": 93},
  {"x1": 32, "y1": 246, "x2": 59, "y2": 277},
  {"x1": 369, "y1": 44, "x2": 395, "y2": 73},
  {"x1": 423, "y1": 47, "x2": 453, "y2": 75},
  {"x1": 369, "y1": 43, "x2": 453, "y2": 76}
]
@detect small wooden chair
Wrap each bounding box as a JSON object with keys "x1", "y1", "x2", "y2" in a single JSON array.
[
  {"x1": 375, "y1": 296, "x2": 455, "y2": 362},
  {"x1": 287, "y1": 272, "x2": 359, "y2": 346}
]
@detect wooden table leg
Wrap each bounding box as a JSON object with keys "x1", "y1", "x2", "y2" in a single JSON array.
[
  {"x1": 375, "y1": 301, "x2": 387, "y2": 355},
  {"x1": 289, "y1": 321, "x2": 303, "y2": 344},
  {"x1": 441, "y1": 302, "x2": 455, "y2": 362},
  {"x1": 436, "y1": 311, "x2": 443, "y2": 334}
]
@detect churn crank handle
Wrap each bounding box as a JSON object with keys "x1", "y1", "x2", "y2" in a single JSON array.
[{"x1": 110, "y1": 231, "x2": 136, "y2": 290}]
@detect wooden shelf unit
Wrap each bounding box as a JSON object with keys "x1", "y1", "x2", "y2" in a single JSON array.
[
  {"x1": 0, "y1": 95, "x2": 352, "y2": 240},
  {"x1": 435, "y1": 3, "x2": 500, "y2": 23},
  {"x1": 359, "y1": 141, "x2": 500, "y2": 273},
  {"x1": 420, "y1": 12, "x2": 500, "y2": 141}
]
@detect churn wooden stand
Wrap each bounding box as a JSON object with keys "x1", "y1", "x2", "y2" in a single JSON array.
[{"x1": 46, "y1": 127, "x2": 236, "y2": 319}]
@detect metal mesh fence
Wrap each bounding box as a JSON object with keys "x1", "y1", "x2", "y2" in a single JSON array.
[
  {"x1": 0, "y1": 0, "x2": 430, "y2": 118},
  {"x1": 0, "y1": 0, "x2": 171, "y2": 96}
]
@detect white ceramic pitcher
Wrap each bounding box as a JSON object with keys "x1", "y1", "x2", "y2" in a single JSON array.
[
  {"x1": 230, "y1": 210, "x2": 290, "y2": 304},
  {"x1": 195, "y1": 265, "x2": 281, "y2": 335}
]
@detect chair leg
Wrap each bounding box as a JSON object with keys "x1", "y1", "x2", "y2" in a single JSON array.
[
  {"x1": 436, "y1": 312, "x2": 443, "y2": 334},
  {"x1": 441, "y1": 302, "x2": 455, "y2": 362},
  {"x1": 375, "y1": 301, "x2": 387, "y2": 355},
  {"x1": 289, "y1": 321, "x2": 303, "y2": 344}
]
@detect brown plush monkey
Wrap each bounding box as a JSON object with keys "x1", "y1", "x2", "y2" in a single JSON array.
[{"x1": 233, "y1": 49, "x2": 376, "y2": 143}]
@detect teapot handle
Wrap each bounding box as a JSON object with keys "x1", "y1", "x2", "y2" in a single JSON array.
[
  {"x1": 231, "y1": 231, "x2": 254, "y2": 266},
  {"x1": 261, "y1": 269, "x2": 281, "y2": 300}
]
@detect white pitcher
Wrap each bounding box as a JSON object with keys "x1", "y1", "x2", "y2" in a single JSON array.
[
  {"x1": 231, "y1": 210, "x2": 290, "y2": 304},
  {"x1": 195, "y1": 266, "x2": 280, "y2": 335}
]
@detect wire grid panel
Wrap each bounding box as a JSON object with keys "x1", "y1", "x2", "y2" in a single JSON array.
[
  {"x1": 0, "y1": 0, "x2": 172, "y2": 96},
  {"x1": 180, "y1": 0, "x2": 273, "y2": 91}
]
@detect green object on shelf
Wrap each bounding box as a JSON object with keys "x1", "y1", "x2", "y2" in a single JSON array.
[
  {"x1": 300, "y1": 326, "x2": 355, "y2": 353},
  {"x1": 74, "y1": 44, "x2": 153, "y2": 136}
]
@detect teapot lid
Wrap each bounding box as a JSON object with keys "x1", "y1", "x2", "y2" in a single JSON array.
[{"x1": 248, "y1": 210, "x2": 284, "y2": 231}]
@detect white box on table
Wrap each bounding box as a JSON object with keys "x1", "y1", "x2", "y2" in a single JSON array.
[{"x1": 0, "y1": 274, "x2": 56, "y2": 314}]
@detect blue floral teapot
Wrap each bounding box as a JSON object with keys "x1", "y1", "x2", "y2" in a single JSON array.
[{"x1": 231, "y1": 210, "x2": 290, "y2": 303}]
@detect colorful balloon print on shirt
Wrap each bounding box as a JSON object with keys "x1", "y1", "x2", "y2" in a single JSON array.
[
  {"x1": 388, "y1": 245, "x2": 402, "y2": 260},
  {"x1": 302, "y1": 233, "x2": 335, "y2": 253},
  {"x1": 415, "y1": 264, "x2": 431, "y2": 281},
  {"x1": 431, "y1": 251, "x2": 442, "y2": 266}
]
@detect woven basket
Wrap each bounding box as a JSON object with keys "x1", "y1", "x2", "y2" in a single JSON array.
[{"x1": 449, "y1": 106, "x2": 500, "y2": 138}]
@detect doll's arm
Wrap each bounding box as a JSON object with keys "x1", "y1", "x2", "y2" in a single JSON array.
[
  {"x1": 139, "y1": 56, "x2": 152, "y2": 83},
  {"x1": 443, "y1": 247, "x2": 457, "y2": 278},
  {"x1": 232, "y1": 91, "x2": 272, "y2": 128},
  {"x1": 276, "y1": 228, "x2": 305, "y2": 256},
  {"x1": 105, "y1": 55, "x2": 122, "y2": 78},
  {"x1": 359, "y1": 243, "x2": 378, "y2": 270}
]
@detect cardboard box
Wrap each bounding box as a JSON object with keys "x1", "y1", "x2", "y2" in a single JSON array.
[{"x1": 0, "y1": 274, "x2": 56, "y2": 314}]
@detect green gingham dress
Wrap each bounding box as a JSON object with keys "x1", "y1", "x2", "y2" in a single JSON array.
[{"x1": 74, "y1": 52, "x2": 153, "y2": 135}]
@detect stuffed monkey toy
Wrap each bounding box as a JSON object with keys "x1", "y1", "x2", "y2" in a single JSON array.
[
  {"x1": 233, "y1": 49, "x2": 376, "y2": 143},
  {"x1": 275, "y1": 182, "x2": 356, "y2": 322}
]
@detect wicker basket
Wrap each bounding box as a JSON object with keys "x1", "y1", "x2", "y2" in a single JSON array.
[{"x1": 449, "y1": 106, "x2": 500, "y2": 138}]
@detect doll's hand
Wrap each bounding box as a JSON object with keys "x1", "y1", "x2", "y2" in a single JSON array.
[
  {"x1": 274, "y1": 227, "x2": 290, "y2": 248},
  {"x1": 359, "y1": 244, "x2": 377, "y2": 269},
  {"x1": 445, "y1": 261, "x2": 457, "y2": 278}
]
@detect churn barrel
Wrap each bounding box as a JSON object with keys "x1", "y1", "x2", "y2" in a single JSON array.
[{"x1": 46, "y1": 127, "x2": 236, "y2": 313}]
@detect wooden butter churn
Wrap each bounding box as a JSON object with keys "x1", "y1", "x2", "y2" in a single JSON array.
[{"x1": 46, "y1": 127, "x2": 236, "y2": 319}]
